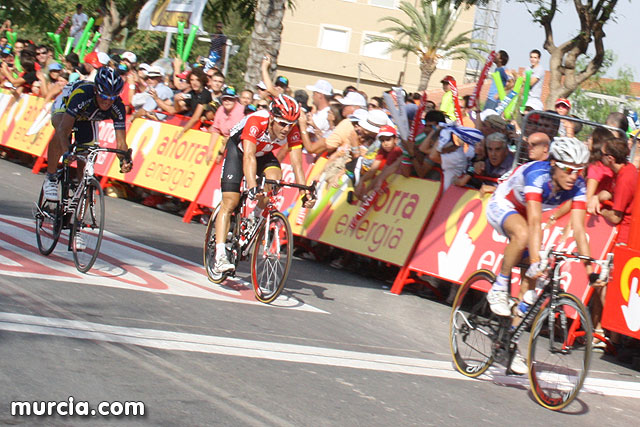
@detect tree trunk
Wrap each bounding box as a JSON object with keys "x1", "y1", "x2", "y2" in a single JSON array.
[
  {"x1": 541, "y1": 0, "x2": 617, "y2": 109},
  {"x1": 244, "y1": 0, "x2": 287, "y2": 88},
  {"x1": 97, "y1": 0, "x2": 147, "y2": 53},
  {"x1": 417, "y1": 58, "x2": 436, "y2": 91}
]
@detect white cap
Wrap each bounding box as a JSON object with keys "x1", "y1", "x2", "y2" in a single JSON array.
[
  {"x1": 138, "y1": 63, "x2": 151, "y2": 71},
  {"x1": 146, "y1": 65, "x2": 164, "y2": 78},
  {"x1": 306, "y1": 79, "x2": 333, "y2": 96},
  {"x1": 525, "y1": 98, "x2": 544, "y2": 111},
  {"x1": 121, "y1": 51, "x2": 137, "y2": 63},
  {"x1": 347, "y1": 108, "x2": 368, "y2": 122},
  {"x1": 257, "y1": 81, "x2": 267, "y2": 90},
  {"x1": 479, "y1": 109, "x2": 498, "y2": 122},
  {"x1": 358, "y1": 109, "x2": 389, "y2": 133},
  {"x1": 339, "y1": 91, "x2": 367, "y2": 107},
  {"x1": 97, "y1": 52, "x2": 110, "y2": 66}
]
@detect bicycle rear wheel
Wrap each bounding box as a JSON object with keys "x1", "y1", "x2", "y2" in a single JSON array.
[
  {"x1": 250, "y1": 211, "x2": 292, "y2": 303},
  {"x1": 450, "y1": 270, "x2": 499, "y2": 378},
  {"x1": 528, "y1": 292, "x2": 592, "y2": 411},
  {"x1": 34, "y1": 186, "x2": 63, "y2": 255},
  {"x1": 203, "y1": 205, "x2": 238, "y2": 283},
  {"x1": 72, "y1": 178, "x2": 105, "y2": 273}
]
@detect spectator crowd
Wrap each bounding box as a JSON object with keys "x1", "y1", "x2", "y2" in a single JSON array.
[{"x1": 1, "y1": 12, "x2": 639, "y2": 365}]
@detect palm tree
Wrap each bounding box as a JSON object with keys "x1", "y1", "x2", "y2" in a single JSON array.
[{"x1": 369, "y1": 0, "x2": 486, "y2": 91}]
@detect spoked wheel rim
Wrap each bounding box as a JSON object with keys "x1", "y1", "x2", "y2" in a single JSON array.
[
  {"x1": 450, "y1": 270, "x2": 498, "y2": 378},
  {"x1": 251, "y1": 212, "x2": 292, "y2": 304},
  {"x1": 72, "y1": 180, "x2": 105, "y2": 273},
  {"x1": 34, "y1": 188, "x2": 62, "y2": 255},
  {"x1": 528, "y1": 294, "x2": 592, "y2": 411},
  {"x1": 203, "y1": 206, "x2": 237, "y2": 284}
]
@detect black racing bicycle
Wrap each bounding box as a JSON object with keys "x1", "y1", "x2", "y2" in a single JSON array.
[
  {"x1": 450, "y1": 249, "x2": 613, "y2": 410},
  {"x1": 203, "y1": 178, "x2": 316, "y2": 303},
  {"x1": 33, "y1": 145, "x2": 132, "y2": 273}
]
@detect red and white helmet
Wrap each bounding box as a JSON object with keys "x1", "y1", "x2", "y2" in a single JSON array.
[{"x1": 269, "y1": 94, "x2": 300, "y2": 122}]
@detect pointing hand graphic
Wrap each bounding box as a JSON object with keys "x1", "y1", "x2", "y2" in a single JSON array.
[
  {"x1": 438, "y1": 212, "x2": 476, "y2": 282},
  {"x1": 621, "y1": 277, "x2": 640, "y2": 332}
]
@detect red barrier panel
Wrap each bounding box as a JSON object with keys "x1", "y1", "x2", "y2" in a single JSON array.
[
  {"x1": 400, "y1": 186, "x2": 617, "y2": 301},
  {"x1": 602, "y1": 245, "x2": 640, "y2": 339}
]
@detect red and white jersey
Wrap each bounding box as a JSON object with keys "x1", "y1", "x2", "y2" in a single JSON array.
[{"x1": 228, "y1": 110, "x2": 302, "y2": 157}]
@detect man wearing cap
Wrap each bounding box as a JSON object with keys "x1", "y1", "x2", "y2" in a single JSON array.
[
  {"x1": 354, "y1": 125, "x2": 403, "y2": 200},
  {"x1": 206, "y1": 87, "x2": 245, "y2": 164},
  {"x1": 439, "y1": 75, "x2": 457, "y2": 121},
  {"x1": 80, "y1": 51, "x2": 102, "y2": 81},
  {"x1": 555, "y1": 98, "x2": 575, "y2": 137},
  {"x1": 306, "y1": 79, "x2": 334, "y2": 139},
  {"x1": 132, "y1": 65, "x2": 173, "y2": 121},
  {"x1": 338, "y1": 91, "x2": 367, "y2": 118}
]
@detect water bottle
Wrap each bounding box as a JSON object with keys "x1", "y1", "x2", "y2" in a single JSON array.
[{"x1": 516, "y1": 290, "x2": 538, "y2": 317}]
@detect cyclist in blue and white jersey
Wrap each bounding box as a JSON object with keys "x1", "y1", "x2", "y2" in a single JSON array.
[{"x1": 485, "y1": 137, "x2": 595, "y2": 374}]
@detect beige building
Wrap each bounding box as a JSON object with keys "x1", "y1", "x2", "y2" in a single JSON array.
[{"x1": 278, "y1": 0, "x2": 476, "y2": 97}]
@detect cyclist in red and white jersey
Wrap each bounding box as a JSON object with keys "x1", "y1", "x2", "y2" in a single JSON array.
[
  {"x1": 485, "y1": 136, "x2": 595, "y2": 374},
  {"x1": 212, "y1": 94, "x2": 316, "y2": 275}
]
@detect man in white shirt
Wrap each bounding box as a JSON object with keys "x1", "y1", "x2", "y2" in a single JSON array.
[
  {"x1": 305, "y1": 79, "x2": 334, "y2": 138},
  {"x1": 528, "y1": 49, "x2": 545, "y2": 106},
  {"x1": 70, "y1": 4, "x2": 88, "y2": 44}
]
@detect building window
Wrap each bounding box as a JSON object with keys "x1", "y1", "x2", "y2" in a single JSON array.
[
  {"x1": 369, "y1": 0, "x2": 396, "y2": 8},
  {"x1": 361, "y1": 33, "x2": 391, "y2": 60},
  {"x1": 319, "y1": 25, "x2": 351, "y2": 53}
]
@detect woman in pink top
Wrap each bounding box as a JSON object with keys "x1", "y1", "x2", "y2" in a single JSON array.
[
  {"x1": 206, "y1": 87, "x2": 246, "y2": 164},
  {"x1": 586, "y1": 127, "x2": 615, "y2": 213}
]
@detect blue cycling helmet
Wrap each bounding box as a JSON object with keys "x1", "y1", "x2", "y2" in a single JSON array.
[{"x1": 94, "y1": 66, "x2": 124, "y2": 98}]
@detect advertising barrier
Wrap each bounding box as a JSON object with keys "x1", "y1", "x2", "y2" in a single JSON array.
[
  {"x1": 0, "y1": 92, "x2": 54, "y2": 158},
  {"x1": 289, "y1": 157, "x2": 441, "y2": 266},
  {"x1": 404, "y1": 186, "x2": 617, "y2": 301},
  {"x1": 105, "y1": 119, "x2": 213, "y2": 201},
  {"x1": 602, "y1": 245, "x2": 640, "y2": 339}
]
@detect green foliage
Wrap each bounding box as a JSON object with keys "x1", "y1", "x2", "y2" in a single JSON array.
[{"x1": 571, "y1": 51, "x2": 635, "y2": 129}]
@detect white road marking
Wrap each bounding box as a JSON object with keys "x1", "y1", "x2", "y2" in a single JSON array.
[
  {"x1": 0, "y1": 215, "x2": 326, "y2": 313},
  {"x1": 0, "y1": 312, "x2": 638, "y2": 399}
]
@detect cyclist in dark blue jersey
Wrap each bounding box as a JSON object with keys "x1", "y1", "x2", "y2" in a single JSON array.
[{"x1": 42, "y1": 67, "x2": 133, "y2": 201}]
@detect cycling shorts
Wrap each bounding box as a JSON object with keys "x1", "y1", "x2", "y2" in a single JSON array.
[
  {"x1": 487, "y1": 194, "x2": 519, "y2": 237},
  {"x1": 51, "y1": 111, "x2": 99, "y2": 147},
  {"x1": 220, "y1": 140, "x2": 280, "y2": 193}
]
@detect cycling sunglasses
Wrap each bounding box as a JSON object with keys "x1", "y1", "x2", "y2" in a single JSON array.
[
  {"x1": 554, "y1": 160, "x2": 585, "y2": 175},
  {"x1": 273, "y1": 118, "x2": 295, "y2": 127},
  {"x1": 97, "y1": 92, "x2": 119, "y2": 101}
]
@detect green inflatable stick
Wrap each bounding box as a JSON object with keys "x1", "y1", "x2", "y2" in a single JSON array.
[
  {"x1": 64, "y1": 37, "x2": 74, "y2": 55},
  {"x1": 85, "y1": 32, "x2": 101, "y2": 54},
  {"x1": 6, "y1": 31, "x2": 17, "y2": 45},
  {"x1": 74, "y1": 17, "x2": 95, "y2": 54},
  {"x1": 47, "y1": 32, "x2": 64, "y2": 60},
  {"x1": 176, "y1": 21, "x2": 185, "y2": 61},
  {"x1": 181, "y1": 24, "x2": 198, "y2": 63},
  {"x1": 492, "y1": 71, "x2": 506, "y2": 100},
  {"x1": 14, "y1": 55, "x2": 23, "y2": 73},
  {"x1": 520, "y1": 69, "x2": 532, "y2": 113},
  {"x1": 503, "y1": 77, "x2": 524, "y2": 120}
]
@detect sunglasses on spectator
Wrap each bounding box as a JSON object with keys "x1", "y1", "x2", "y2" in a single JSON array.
[
  {"x1": 555, "y1": 161, "x2": 584, "y2": 175},
  {"x1": 37, "y1": 50, "x2": 47, "y2": 55},
  {"x1": 257, "y1": 103, "x2": 268, "y2": 109},
  {"x1": 97, "y1": 92, "x2": 118, "y2": 101},
  {"x1": 273, "y1": 118, "x2": 295, "y2": 127}
]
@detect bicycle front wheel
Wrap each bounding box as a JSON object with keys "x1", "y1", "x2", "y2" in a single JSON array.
[
  {"x1": 528, "y1": 292, "x2": 592, "y2": 411},
  {"x1": 450, "y1": 270, "x2": 499, "y2": 378},
  {"x1": 250, "y1": 211, "x2": 292, "y2": 303},
  {"x1": 72, "y1": 178, "x2": 105, "y2": 273},
  {"x1": 35, "y1": 187, "x2": 63, "y2": 255}
]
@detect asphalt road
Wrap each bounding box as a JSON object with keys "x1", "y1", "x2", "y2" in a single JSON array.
[{"x1": 0, "y1": 156, "x2": 639, "y2": 426}]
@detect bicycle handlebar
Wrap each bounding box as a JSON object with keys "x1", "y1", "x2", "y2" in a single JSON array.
[
  {"x1": 261, "y1": 178, "x2": 317, "y2": 194},
  {"x1": 545, "y1": 248, "x2": 613, "y2": 284}
]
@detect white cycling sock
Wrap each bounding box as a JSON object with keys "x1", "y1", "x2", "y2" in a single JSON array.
[
  {"x1": 216, "y1": 243, "x2": 226, "y2": 259},
  {"x1": 492, "y1": 273, "x2": 510, "y2": 292}
]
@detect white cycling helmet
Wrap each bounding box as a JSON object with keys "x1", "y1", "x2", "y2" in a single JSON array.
[{"x1": 549, "y1": 136, "x2": 590, "y2": 165}]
